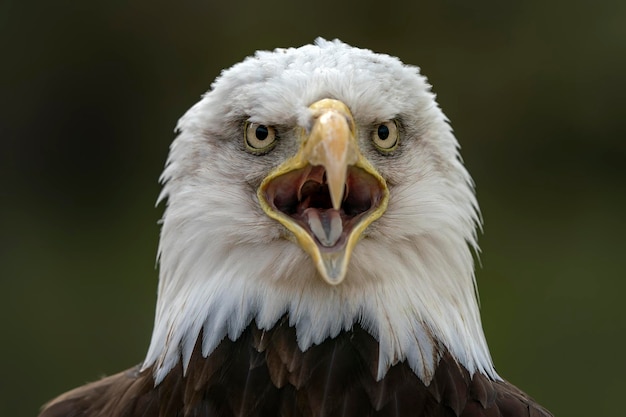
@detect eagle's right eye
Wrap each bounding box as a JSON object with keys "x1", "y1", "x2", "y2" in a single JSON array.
[{"x1": 245, "y1": 122, "x2": 277, "y2": 154}]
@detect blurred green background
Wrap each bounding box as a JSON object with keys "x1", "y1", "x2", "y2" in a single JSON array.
[{"x1": 1, "y1": 0, "x2": 625, "y2": 416}]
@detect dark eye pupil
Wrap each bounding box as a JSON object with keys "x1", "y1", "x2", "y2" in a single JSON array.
[
  {"x1": 255, "y1": 125, "x2": 269, "y2": 140},
  {"x1": 377, "y1": 125, "x2": 390, "y2": 140}
]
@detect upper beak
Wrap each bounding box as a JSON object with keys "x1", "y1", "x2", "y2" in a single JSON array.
[
  {"x1": 303, "y1": 99, "x2": 359, "y2": 210},
  {"x1": 258, "y1": 99, "x2": 389, "y2": 284}
]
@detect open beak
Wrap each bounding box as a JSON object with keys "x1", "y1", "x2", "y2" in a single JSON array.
[{"x1": 258, "y1": 99, "x2": 389, "y2": 284}]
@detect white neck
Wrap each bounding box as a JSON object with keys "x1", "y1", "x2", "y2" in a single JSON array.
[{"x1": 142, "y1": 170, "x2": 498, "y2": 385}]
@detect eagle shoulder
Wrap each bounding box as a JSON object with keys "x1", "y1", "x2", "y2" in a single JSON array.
[{"x1": 38, "y1": 366, "x2": 154, "y2": 417}]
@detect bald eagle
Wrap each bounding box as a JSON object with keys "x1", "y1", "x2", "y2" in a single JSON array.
[{"x1": 39, "y1": 39, "x2": 552, "y2": 417}]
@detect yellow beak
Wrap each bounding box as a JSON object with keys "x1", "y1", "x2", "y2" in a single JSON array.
[{"x1": 258, "y1": 99, "x2": 389, "y2": 284}]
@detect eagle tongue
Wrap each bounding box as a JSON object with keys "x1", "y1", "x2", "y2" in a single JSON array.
[{"x1": 304, "y1": 208, "x2": 343, "y2": 247}]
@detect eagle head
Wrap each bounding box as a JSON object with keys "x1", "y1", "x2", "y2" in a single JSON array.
[{"x1": 142, "y1": 38, "x2": 495, "y2": 385}]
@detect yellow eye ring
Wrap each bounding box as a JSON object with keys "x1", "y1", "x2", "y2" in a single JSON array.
[
  {"x1": 372, "y1": 120, "x2": 399, "y2": 152},
  {"x1": 245, "y1": 122, "x2": 277, "y2": 153}
]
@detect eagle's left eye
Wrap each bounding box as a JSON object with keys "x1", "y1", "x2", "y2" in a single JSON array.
[
  {"x1": 372, "y1": 121, "x2": 399, "y2": 152},
  {"x1": 245, "y1": 122, "x2": 277, "y2": 154}
]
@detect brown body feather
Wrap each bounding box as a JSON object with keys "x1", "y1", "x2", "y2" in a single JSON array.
[{"x1": 39, "y1": 318, "x2": 551, "y2": 417}]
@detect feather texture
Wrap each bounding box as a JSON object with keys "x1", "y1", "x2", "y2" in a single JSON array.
[{"x1": 39, "y1": 319, "x2": 551, "y2": 417}]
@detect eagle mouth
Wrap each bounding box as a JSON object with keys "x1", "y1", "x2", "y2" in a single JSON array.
[
  {"x1": 257, "y1": 98, "x2": 389, "y2": 284},
  {"x1": 263, "y1": 165, "x2": 384, "y2": 251}
]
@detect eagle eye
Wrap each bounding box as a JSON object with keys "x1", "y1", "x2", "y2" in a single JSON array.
[
  {"x1": 372, "y1": 120, "x2": 399, "y2": 152},
  {"x1": 245, "y1": 122, "x2": 277, "y2": 154}
]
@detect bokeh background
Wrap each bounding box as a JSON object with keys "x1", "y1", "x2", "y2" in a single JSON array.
[{"x1": 2, "y1": 0, "x2": 625, "y2": 416}]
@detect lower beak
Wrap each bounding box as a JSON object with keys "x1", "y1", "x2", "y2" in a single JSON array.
[{"x1": 258, "y1": 99, "x2": 389, "y2": 285}]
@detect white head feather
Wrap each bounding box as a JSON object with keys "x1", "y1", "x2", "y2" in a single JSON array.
[{"x1": 142, "y1": 38, "x2": 498, "y2": 384}]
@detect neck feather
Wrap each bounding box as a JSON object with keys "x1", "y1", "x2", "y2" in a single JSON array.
[{"x1": 142, "y1": 211, "x2": 497, "y2": 385}]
